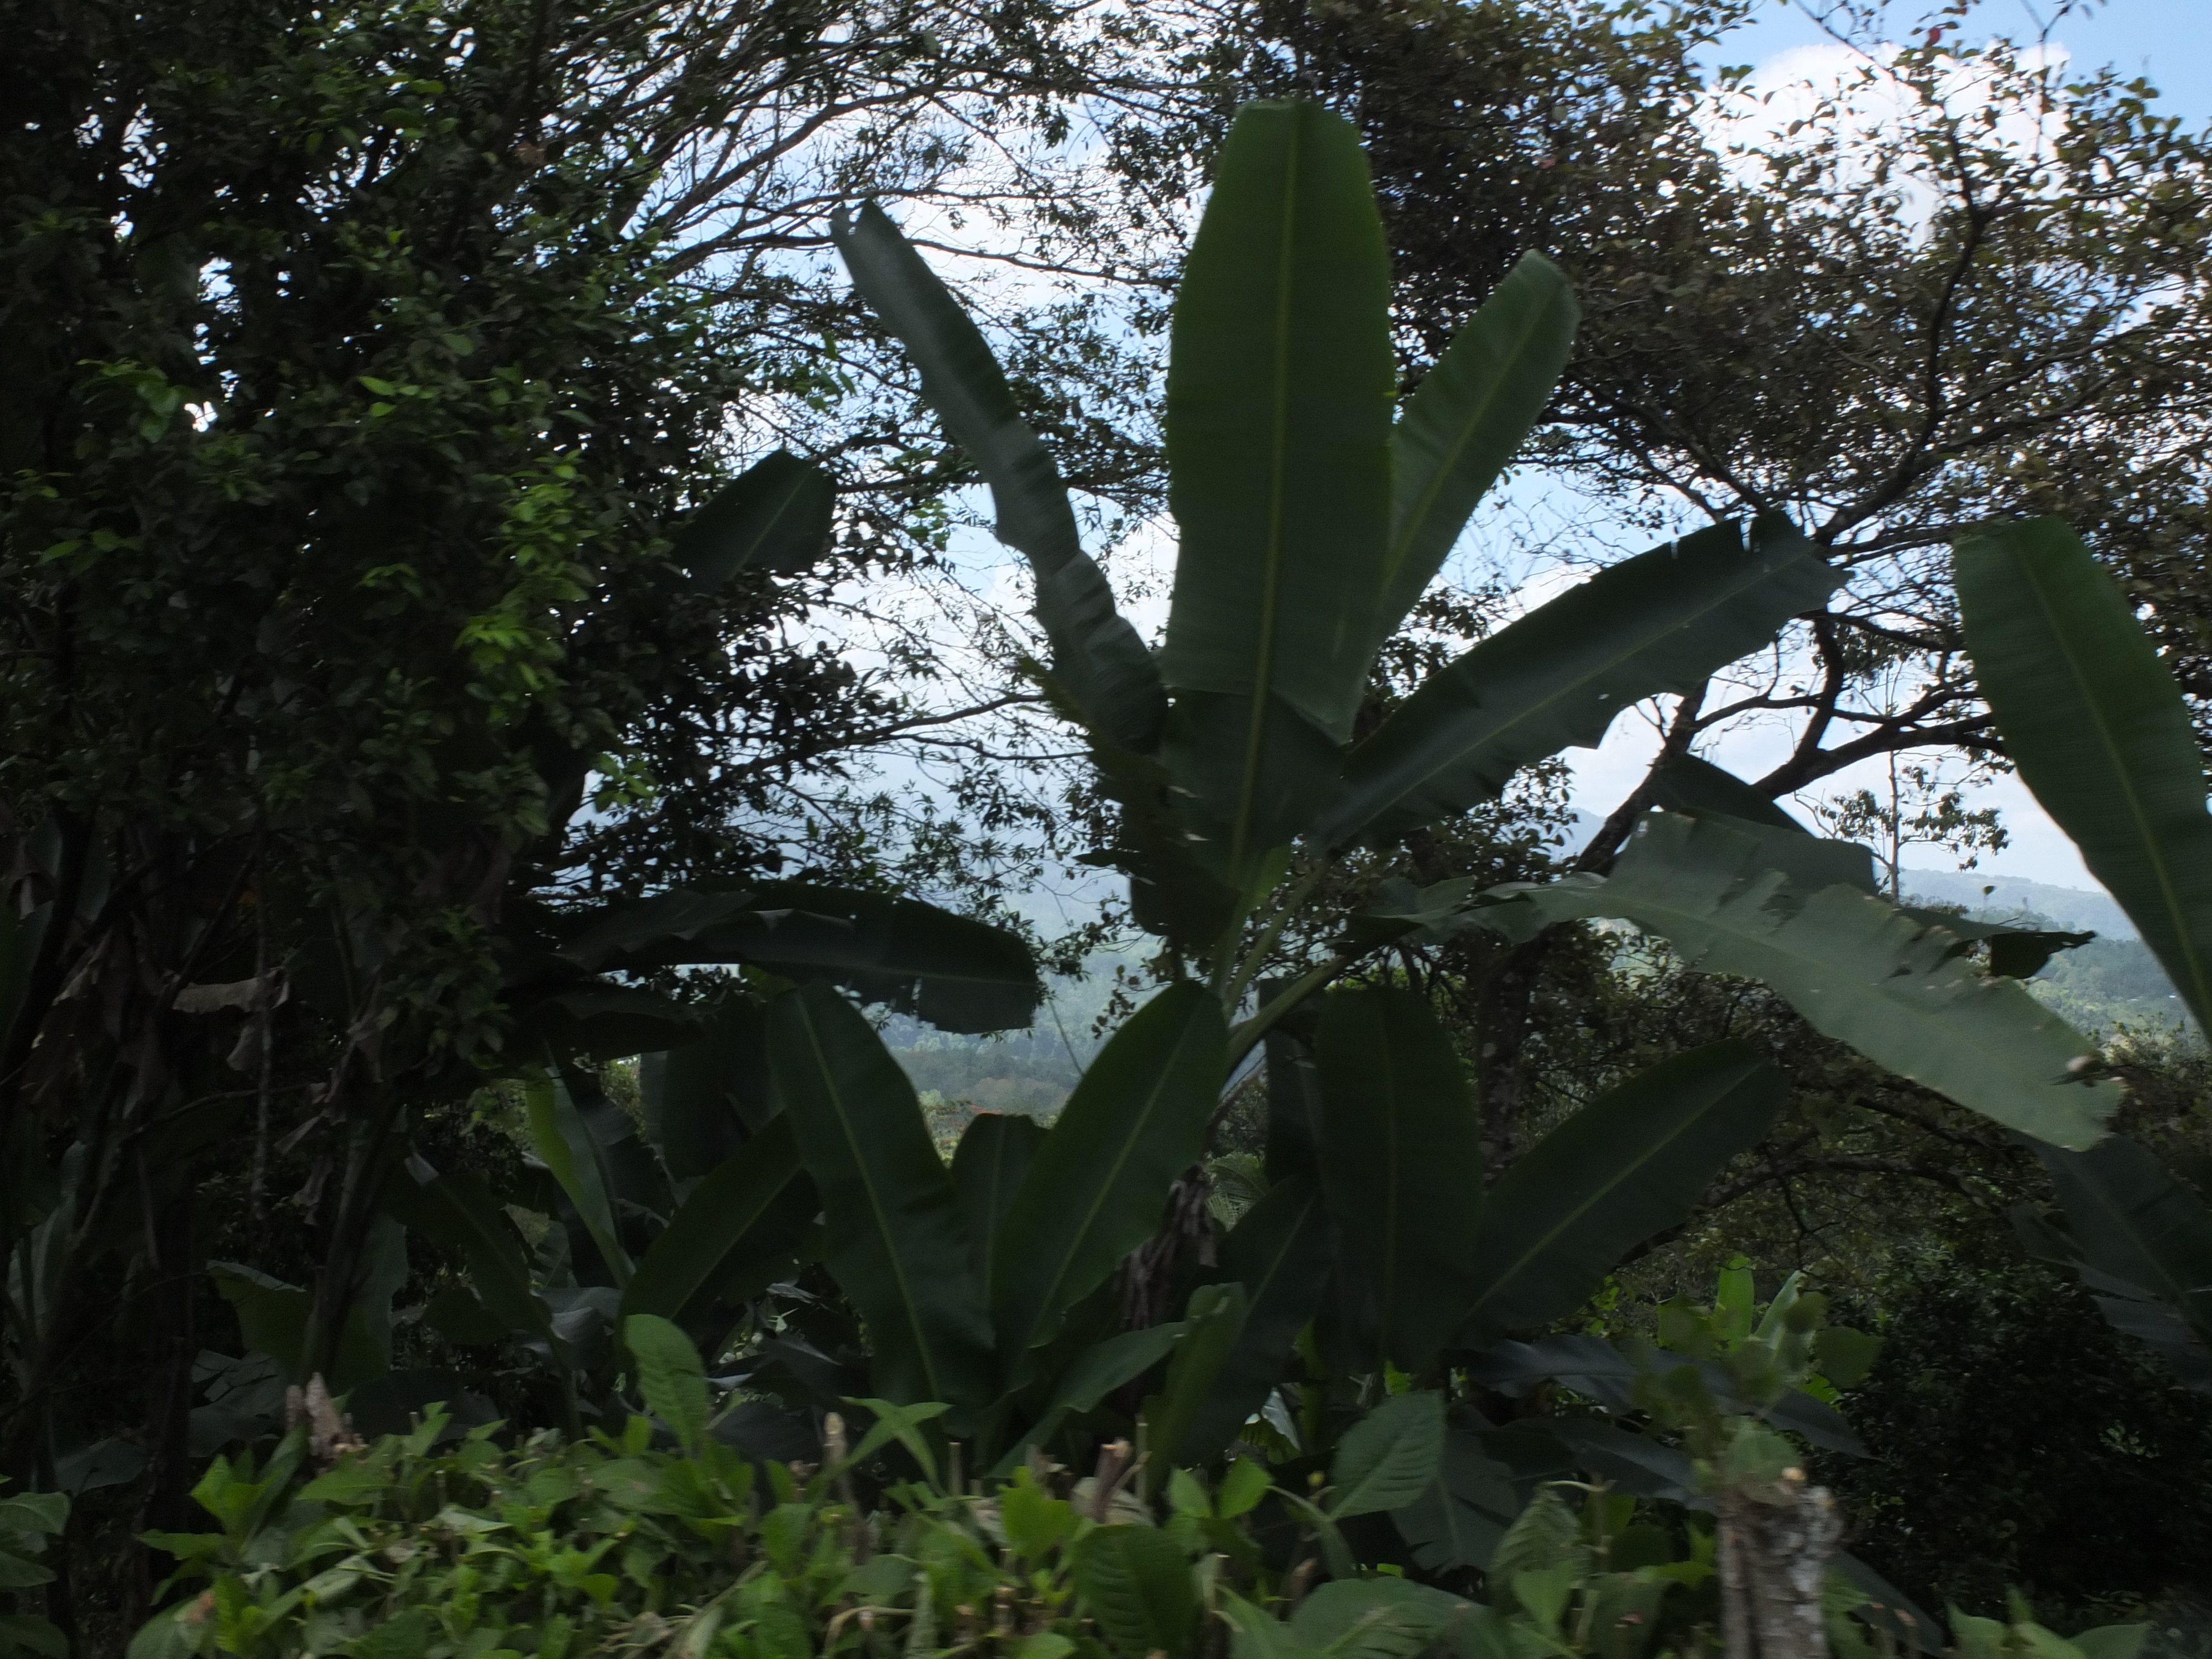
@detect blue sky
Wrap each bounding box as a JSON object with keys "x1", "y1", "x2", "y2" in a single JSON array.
[{"x1": 1708, "y1": 0, "x2": 2210, "y2": 119}]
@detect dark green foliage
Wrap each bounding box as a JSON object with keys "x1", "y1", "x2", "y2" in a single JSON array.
[
  {"x1": 1958, "y1": 521, "x2": 2212, "y2": 1028},
  {"x1": 769, "y1": 983, "x2": 997, "y2": 1421},
  {"x1": 1822, "y1": 1255, "x2": 2212, "y2": 1629},
  {"x1": 1315, "y1": 988, "x2": 1481, "y2": 1371}
]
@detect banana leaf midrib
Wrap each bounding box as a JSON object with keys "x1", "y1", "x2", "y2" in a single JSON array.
[{"x1": 1229, "y1": 130, "x2": 1311, "y2": 872}]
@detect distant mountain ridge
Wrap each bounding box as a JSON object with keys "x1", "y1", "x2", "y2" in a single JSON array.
[{"x1": 1899, "y1": 868, "x2": 2136, "y2": 941}]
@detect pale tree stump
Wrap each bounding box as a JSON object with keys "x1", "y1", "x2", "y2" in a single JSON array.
[{"x1": 1719, "y1": 1469, "x2": 1844, "y2": 1659}]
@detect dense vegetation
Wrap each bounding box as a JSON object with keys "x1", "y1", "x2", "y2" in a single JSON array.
[{"x1": 7, "y1": 2, "x2": 2212, "y2": 1657}]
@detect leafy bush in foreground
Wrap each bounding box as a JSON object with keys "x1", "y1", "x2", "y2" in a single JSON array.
[{"x1": 118, "y1": 1318, "x2": 2157, "y2": 1659}]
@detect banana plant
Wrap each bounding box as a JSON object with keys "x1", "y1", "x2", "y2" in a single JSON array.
[
  {"x1": 358, "y1": 864, "x2": 1047, "y2": 1433},
  {"x1": 678, "y1": 969, "x2": 1793, "y2": 1486},
  {"x1": 833, "y1": 100, "x2": 2115, "y2": 1155},
  {"x1": 697, "y1": 96, "x2": 2126, "y2": 1535},
  {"x1": 1953, "y1": 517, "x2": 2212, "y2": 1388}
]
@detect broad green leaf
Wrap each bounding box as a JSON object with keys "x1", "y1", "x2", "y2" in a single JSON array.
[
  {"x1": 0, "y1": 1493, "x2": 65, "y2": 1536},
  {"x1": 1072, "y1": 1525, "x2": 1198, "y2": 1659},
  {"x1": 1219, "y1": 1457, "x2": 1271, "y2": 1518},
  {"x1": 205, "y1": 1263, "x2": 310, "y2": 1381},
  {"x1": 1155, "y1": 688, "x2": 1344, "y2": 886},
  {"x1": 1511, "y1": 811, "x2": 2117, "y2": 1149},
  {"x1": 768, "y1": 982, "x2": 994, "y2": 1418},
  {"x1": 1667, "y1": 810, "x2": 1877, "y2": 895},
  {"x1": 1144, "y1": 1282, "x2": 1250, "y2": 1479},
  {"x1": 0, "y1": 1614, "x2": 69, "y2": 1659},
  {"x1": 671, "y1": 450, "x2": 834, "y2": 589},
  {"x1": 1391, "y1": 1429, "x2": 1519, "y2": 1573},
  {"x1": 509, "y1": 978, "x2": 705, "y2": 1065},
  {"x1": 562, "y1": 882, "x2": 1041, "y2": 1035},
  {"x1": 623, "y1": 1314, "x2": 711, "y2": 1453},
  {"x1": 1462, "y1": 1042, "x2": 1787, "y2": 1338},
  {"x1": 206, "y1": 1260, "x2": 389, "y2": 1392},
  {"x1": 621, "y1": 1116, "x2": 812, "y2": 1321},
  {"x1": 1261, "y1": 1011, "x2": 1325, "y2": 1185},
  {"x1": 1222, "y1": 1592, "x2": 1334, "y2": 1659},
  {"x1": 841, "y1": 1397, "x2": 953, "y2": 1484},
  {"x1": 1044, "y1": 1322, "x2": 1190, "y2": 1419},
  {"x1": 1173, "y1": 1174, "x2": 1337, "y2": 1464},
  {"x1": 1162, "y1": 100, "x2": 1394, "y2": 745},
  {"x1": 1955, "y1": 518, "x2": 2212, "y2": 1027},
  {"x1": 1290, "y1": 1578, "x2": 1473, "y2": 1659},
  {"x1": 951, "y1": 1112, "x2": 1047, "y2": 1290},
  {"x1": 2034, "y1": 1133, "x2": 2212, "y2": 1389},
  {"x1": 383, "y1": 1156, "x2": 562, "y2": 1364},
  {"x1": 640, "y1": 998, "x2": 771, "y2": 1180},
  {"x1": 1379, "y1": 252, "x2": 1578, "y2": 648},
  {"x1": 1320, "y1": 520, "x2": 1838, "y2": 847},
  {"x1": 525, "y1": 1070, "x2": 634, "y2": 1289},
  {"x1": 0, "y1": 1557, "x2": 55, "y2": 1592},
  {"x1": 833, "y1": 202, "x2": 1164, "y2": 753},
  {"x1": 2073, "y1": 1629, "x2": 2150, "y2": 1659},
  {"x1": 1817, "y1": 1327, "x2": 1883, "y2": 1389},
  {"x1": 1066, "y1": 709, "x2": 1243, "y2": 954},
  {"x1": 991, "y1": 983, "x2": 1226, "y2": 1365},
  {"x1": 1315, "y1": 987, "x2": 1482, "y2": 1370},
  {"x1": 1001, "y1": 1467, "x2": 1079, "y2": 1561},
  {"x1": 993, "y1": 1321, "x2": 1191, "y2": 1475},
  {"x1": 1328, "y1": 1389, "x2": 1446, "y2": 1518},
  {"x1": 1644, "y1": 753, "x2": 1808, "y2": 831}
]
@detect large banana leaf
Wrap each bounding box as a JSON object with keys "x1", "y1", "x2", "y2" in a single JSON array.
[
  {"x1": 832, "y1": 204, "x2": 1164, "y2": 754},
  {"x1": 1155, "y1": 690, "x2": 1345, "y2": 885},
  {"x1": 990, "y1": 982, "x2": 1226, "y2": 1368},
  {"x1": 383, "y1": 1157, "x2": 563, "y2": 1364},
  {"x1": 1175, "y1": 1174, "x2": 1338, "y2": 1463},
  {"x1": 1643, "y1": 752, "x2": 1808, "y2": 831},
  {"x1": 1460, "y1": 1042, "x2": 1787, "y2": 1339},
  {"x1": 1318, "y1": 521, "x2": 1839, "y2": 847},
  {"x1": 671, "y1": 450, "x2": 835, "y2": 589},
  {"x1": 1161, "y1": 100, "x2": 1395, "y2": 747},
  {"x1": 1142, "y1": 1282, "x2": 1250, "y2": 1479},
  {"x1": 991, "y1": 1320, "x2": 1192, "y2": 1476},
  {"x1": 640, "y1": 999, "x2": 772, "y2": 1182},
  {"x1": 525, "y1": 1071, "x2": 636, "y2": 1290},
  {"x1": 951, "y1": 1113, "x2": 1046, "y2": 1291},
  {"x1": 1632, "y1": 761, "x2": 2080, "y2": 966},
  {"x1": 1678, "y1": 811, "x2": 1878, "y2": 895},
  {"x1": 1509, "y1": 812, "x2": 2117, "y2": 1148},
  {"x1": 1955, "y1": 518, "x2": 2212, "y2": 1027},
  {"x1": 1314, "y1": 987, "x2": 1483, "y2": 1371},
  {"x1": 1378, "y1": 252, "x2": 1578, "y2": 650},
  {"x1": 1260, "y1": 1011, "x2": 1325, "y2": 1186},
  {"x1": 620, "y1": 1117, "x2": 812, "y2": 1322},
  {"x1": 2032, "y1": 1133, "x2": 2212, "y2": 1389},
  {"x1": 507, "y1": 979, "x2": 705, "y2": 1065},
  {"x1": 767, "y1": 982, "x2": 995, "y2": 1417},
  {"x1": 560, "y1": 882, "x2": 1041, "y2": 1033},
  {"x1": 1155, "y1": 100, "x2": 1393, "y2": 882}
]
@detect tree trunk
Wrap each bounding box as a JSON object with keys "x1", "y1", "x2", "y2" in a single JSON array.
[
  {"x1": 133, "y1": 1175, "x2": 198, "y2": 1626},
  {"x1": 1718, "y1": 1475, "x2": 1843, "y2": 1659}
]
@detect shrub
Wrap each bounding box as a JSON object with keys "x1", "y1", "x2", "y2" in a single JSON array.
[{"x1": 1820, "y1": 1251, "x2": 2212, "y2": 1629}]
